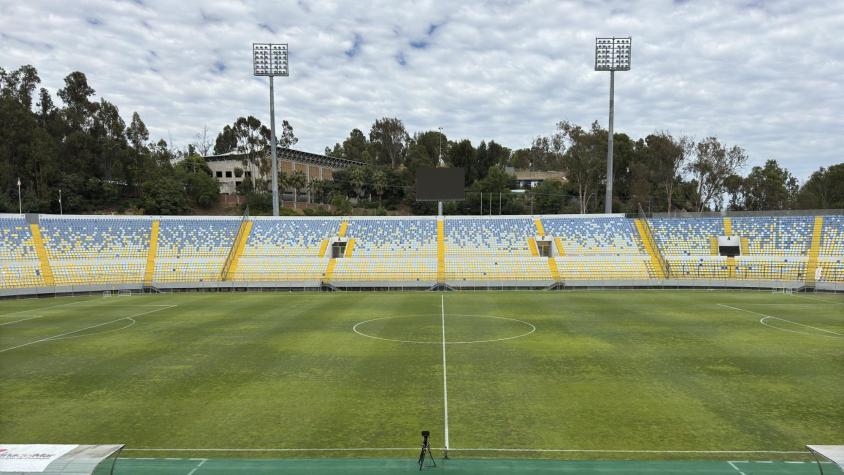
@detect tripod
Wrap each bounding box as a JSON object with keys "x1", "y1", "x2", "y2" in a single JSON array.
[{"x1": 418, "y1": 431, "x2": 436, "y2": 471}]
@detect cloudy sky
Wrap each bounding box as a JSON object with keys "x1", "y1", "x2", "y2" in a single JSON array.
[{"x1": 1, "y1": 0, "x2": 842, "y2": 180}]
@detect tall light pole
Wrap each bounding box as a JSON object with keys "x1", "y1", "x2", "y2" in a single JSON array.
[
  {"x1": 17, "y1": 177, "x2": 21, "y2": 214},
  {"x1": 438, "y1": 126, "x2": 444, "y2": 216},
  {"x1": 58, "y1": 189, "x2": 63, "y2": 215},
  {"x1": 595, "y1": 36, "x2": 631, "y2": 214},
  {"x1": 253, "y1": 43, "x2": 289, "y2": 216}
]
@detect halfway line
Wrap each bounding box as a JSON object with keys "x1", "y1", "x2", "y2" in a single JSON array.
[{"x1": 441, "y1": 294, "x2": 450, "y2": 457}]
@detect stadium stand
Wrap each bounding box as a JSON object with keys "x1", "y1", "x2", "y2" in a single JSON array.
[
  {"x1": 331, "y1": 217, "x2": 438, "y2": 285},
  {"x1": 649, "y1": 216, "x2": 817, "y2": 281},
  {"x1": 39, "y1": 216, "x2": 150, "y2": 285},
  {"x1": 650, "y1": 217, "x2": 729, "y2": 279},
  {"x1": 1, "y1": 213, "x2": 842, "y2": 292},
  {"x1": 0, "y1": 216, "x2": 45, "y2": 288},
  {"x1": 540, "y1": 216, "x2": 657, "y2": 280},
  {"x1": 650, "y1": 217, "x2": 724, "y2": 256},
  {"x1": 542, "y1": 216, "x2": 645, "y2": 255},
  {"x1": 731, "y1": 216, "x2": 814, "y2": 256},
  {"x1": 345, "y1": 217, "x2": 438, "y2": 257},
  {"x1": 153, "y1": 217, "x2": 240, "y2": 283},
  {"x1": 232, "y1": 217, "x2": 339, "y2": 283},
  {"x1": 818, "y1": 215, "x2": 844, "y2": 283},
  {"x1": 443, "y1": 217, "x2": 548, "y2": 284}
]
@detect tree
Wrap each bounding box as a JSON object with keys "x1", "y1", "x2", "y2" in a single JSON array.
[
  {"x1": 126, "y1": 112, "x2": 149, "y2": 152},
  {"x1": 686, "y1": 137, "x2": 748, "y2": 211},
  {"x1": 369, "y1": 117, "x2": 409, "y2": 169},
  {"x1": 640, "y1": 132, "x2": 690, "y2": 213},
  {"x1": 740, "y1": 159, "x2": 798, "y2": 211},
  {"x1": 176, "y1": 155, "x2": 219, "y2": 208},
  {"x1": 556, "y1": 121, "x2": 604, "y2": 213},
  {"x1": 232, "y1": 116, "x2": 270, "y2": 187},
  {"x1": 193, "y1": 125, "x2": 213, "y2": 157},
  {"x1": 288, "y1": 170, "x2": 306, "y2": 209},
  {"x1": 405, "y1": 130, "x2": 446, "y2": 176},
  {"x1": 349, "y1": 166, "x2": 368, "y2": 201},
  {"x1": 213, "y1": 124, "x2": 237, "y2": 154},
  {"x1": 0, "y1": 65, "x2": 41, "y2": 110},
  {"x1": 448, "y1": 139, "x2": 478, "y2": 185},
  {"x1": 57, "y1": 71, "x2": 98, "y2": 131},
  {"x1": 331, "y1": 128, "x2": 369, "y2": 162},
  {"x1": 723, "y1": 174, "x2": 744, "y2": 211},
  {"x1": 796, "y1": 163, "x2": 844, "y2": 209},
  {"x1": 141, "y1": 176, "x2": 188, "y2": 214},
  {"x1": 372, "y1": 168, "x2": 388, "y2": 205}
]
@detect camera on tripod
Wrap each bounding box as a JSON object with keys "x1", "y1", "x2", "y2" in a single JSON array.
[{"x1": 417, "y1": 430, "x2": 436, "y2": 470}]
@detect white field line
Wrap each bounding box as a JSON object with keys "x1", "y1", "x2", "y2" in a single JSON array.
[
  {"x1": 449, "y1": 448, "x2": 809, "y2": 454},
  {"x1": 718, "y1": 304, "x2": 843, "y2": 338},
  {"x1": 795, "y1": 294, "x2": 844, "y2": 306},
  {"x1": 727, "y1": 460, "x2": 748, "y2": 475},
  {"x1": 352, "y1": 314, "x2": 535, "y2": 345},
  {"x1": 0, "y1": 298, "x2": 97, "y2": 317},
  {"x1": 441, "y1": 294, "x2": 450, "y2": 455},
  {"x1": 187, "y1": 458, "x2": 207, "y2": 475},
  {"x1": 65, "y1": 304, "x2": 175, "y2": 307},
  {"x1": 50, "y1": 318, "x2": 137, "y2": 340},
  {"x1": 122, "y1": 447, "x2": 810, "y2": 454},
  {"x1": 0, "y1": 305, "x2": 176, "y2": 353},
  {"x1": 0, "y1": 315, "x2": 42, "y2": 326},
  {"x1": 124, "y1": 448, "x2": 420, "y2": 452}
]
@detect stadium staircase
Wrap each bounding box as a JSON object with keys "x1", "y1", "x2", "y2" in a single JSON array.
[
  {"x1": 723, "y1": 217, "x2": 733, "y2": 236},
  {"x1": 221, "y1": 218, "x2": 253, "y2": 281},
  {"x1": 804, "y1": 216, "x2": 824, "y2": 288},
  {"x1": 437, "y1": 218, "x2": 445, "y2": 285},
  {"x1": 322, "y1": 218, "x2": 349, "y2": 284},
  {"x1": 634, "y1": 218, "x2": 667, "y2": 279},
  {"x1": 219, "y1": 215, "x2": 252, "y2": 281},
  {"x1": 28, "y1": 221, "x2": 55, "y2": 286},
  {"x1": 143, "y1": 220, "x2": 160, "y2": 287},
  {"x1": 534, "y1": 217, "x2": 561, "y2": 283}
]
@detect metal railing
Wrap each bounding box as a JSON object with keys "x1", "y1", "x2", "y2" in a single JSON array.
[
  {"x1": 219, "y1": 210, "x2": 251, "y2": 281},
  {"x1": 637, "y1": 204, "x2": 671, "y2": 279}
]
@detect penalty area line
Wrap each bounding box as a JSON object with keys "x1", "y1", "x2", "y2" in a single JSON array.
[
  {"x1": 0, "y1": 305, "x2": 176, "y2": 353},
  {"x1": 0, "y1": 315, "x2": 43, "y2": 326},
  {"x1": 717, "y1": 304, "x2": 843, "y2": 337}
]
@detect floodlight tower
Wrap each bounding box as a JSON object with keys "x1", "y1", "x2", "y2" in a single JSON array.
[
  {"x1": 595, "y1": 37, "x2": 631, "y2": 214},
  {"x1": 252, "y1": 43, "x2": 289, "y2": 216},
  {"x1": 438, "y1": 126, "x2": 444, "y2": 216}
]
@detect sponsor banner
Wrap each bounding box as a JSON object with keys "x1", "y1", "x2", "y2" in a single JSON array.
[{"x1": 0, "y1": 444, "x2": 78, "y2": 473}]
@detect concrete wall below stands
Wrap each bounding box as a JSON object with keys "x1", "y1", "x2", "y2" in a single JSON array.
[{"x1": 4, "y1": 279, "x2": 843, "y2": 298}]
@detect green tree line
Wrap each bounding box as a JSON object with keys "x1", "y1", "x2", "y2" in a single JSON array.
[
  {"x1": 0, "y1": 65, "x2": 218, "y2": 214},
  {"x1": 2, "y1": 64, "x2": 842, "y2": 216}
]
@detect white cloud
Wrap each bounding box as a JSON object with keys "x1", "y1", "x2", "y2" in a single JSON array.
[{"x1": 1, "y1": 0, "x2": 842, "y2": 179}]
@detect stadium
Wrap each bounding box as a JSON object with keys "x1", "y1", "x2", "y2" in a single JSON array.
[
  {"x1": 2, "y1": 1, "x2": 844, "y2": 474},
  {"x1": 1, "y1": 212, "x2": 843, "y2": 473}
]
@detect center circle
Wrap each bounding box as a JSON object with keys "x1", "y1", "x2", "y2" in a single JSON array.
[{"x1": 352, "y1": 314, "x2": 536, "y2": 344}]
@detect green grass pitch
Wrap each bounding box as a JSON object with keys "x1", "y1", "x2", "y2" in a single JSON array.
[{"x1": 1, "y1": 290, "x2": 842, "y2": 462}]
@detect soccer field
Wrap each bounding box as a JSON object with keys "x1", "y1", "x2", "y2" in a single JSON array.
[{"x1": 1, "y1": 290, "x2": 842, "y2": 467}]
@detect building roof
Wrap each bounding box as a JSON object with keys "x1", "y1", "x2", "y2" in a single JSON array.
[{"x1": 204, "y1": 148, "x2": 364, "y2": 169}]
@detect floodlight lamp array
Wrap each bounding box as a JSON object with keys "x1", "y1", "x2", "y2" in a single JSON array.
[
  {"x1": 253, "y1": 43, "x2": 289, "y2": 77},
  {"x1": 595, "y1": 37, "x2": 631, "y2": 71}
]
